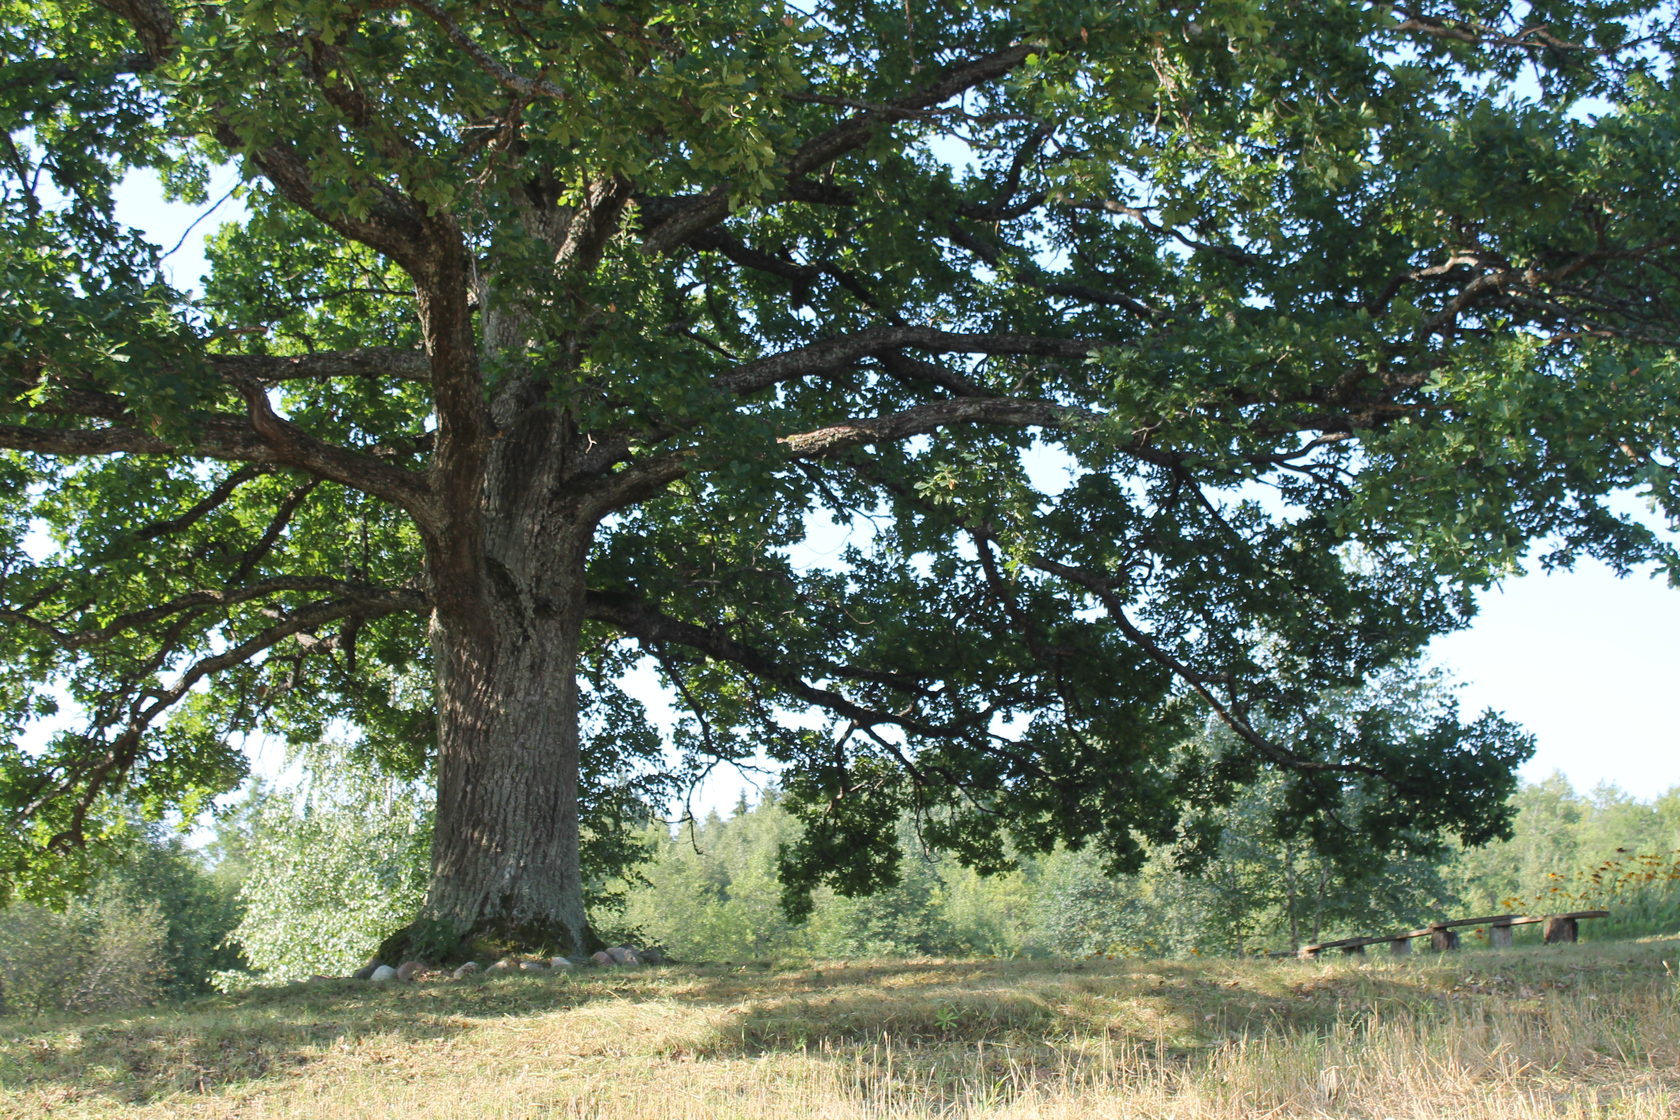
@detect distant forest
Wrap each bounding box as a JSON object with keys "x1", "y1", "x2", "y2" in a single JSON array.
[
  {"x1": 5, "y1": 766, "x2": 1677, "y2": 1012},
  {"x1": 616, "y1": 773, "x2": 1680, "y2": 963}
]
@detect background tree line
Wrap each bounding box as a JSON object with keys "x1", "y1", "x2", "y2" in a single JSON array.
[
  {"x1": 622, "y1": 773, "x2": 1680, "y2": 962},
  {"x1": 7, "y1": 745, "x2": 1680, "y2": 1012}
]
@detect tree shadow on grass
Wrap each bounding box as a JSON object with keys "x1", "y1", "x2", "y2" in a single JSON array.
[
  {"x1": 0, "y1": 964, "x2": 816, "y2": 1105},
  {"x1": 0, "y1": 973, "x2": 608, "y2": 1105}
]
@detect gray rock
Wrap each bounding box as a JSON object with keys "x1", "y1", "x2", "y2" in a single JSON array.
[
  {"x1": 351, "y1": 960, "x2": 383, "y2": 981},
  {"x1": 605, "y1": 945, "x2": 637, "y2": 965},
  {"x1": 489, "y1": 956, "x2": 521, "y2": 972},
  {"x1": 519, "y1": 959, "x2": 547, "y2": 971},
  {"x1": 370, "y1": 965, "x2": 399, "y2": 983},
  {"x1": 396, "y1": 960, "x2": 426, "y2": 983},
  {"x1": 548, "y1": 956, "x2": 574, "y2": 970},
  {"x1": 639, "y1": 946, "x2": 666, "y2": 965},
  {"x1": 451, "y1": 962, "x2": 481, "y2": 979},
  {"x1": 590, "y1": 950, "x2": 615, "y2": 966}
]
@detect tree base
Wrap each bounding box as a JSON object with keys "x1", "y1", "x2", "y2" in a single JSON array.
[{"x1": 376, "y1": 916, "x2": 603, "y2": 966}]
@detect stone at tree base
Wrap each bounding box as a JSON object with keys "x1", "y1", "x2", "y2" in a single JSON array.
[
  {"x1": 489, "y1": 957, "x2": 521, "y2": 972},
  {"x1": 396, "y1": 960, "x2": 427, "y2": 982},
  {"x1": 1543, "y1": 916, "x2": 1579, "y2": 944},
  {"x1": 591, "y1": 950, "x2": 615, "y2": 966},
  {"x1": 451, "y1": 962, "x2": 481, "y2": 980},
  {"x1": 370, "y1": 965, "x2": 399, "y2": 983},
  {"x1": 605, "y1": 945, "x2": 639, "y2": 965},
  {"x1": 549, "y1": 957, "x2": 573, "y2": 970},
  {"x1": 639, "y1": 947, "x2": 666, "y2": 964},
  {"x1": 351, "y1": 960, "x2": 383, "y2": 981},
  {"x1": 520, "y1": 960, "x2": 547, "y2": 971}
]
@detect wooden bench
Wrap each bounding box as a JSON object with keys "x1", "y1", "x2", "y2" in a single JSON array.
[{"x1": 1291, "y1": 910, "x2": 1609, "y2": 959}]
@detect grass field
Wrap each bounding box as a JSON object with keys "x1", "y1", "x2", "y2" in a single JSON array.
[{"x1": 3, "y1": 938, "x2": 1677, "y2": 1119}]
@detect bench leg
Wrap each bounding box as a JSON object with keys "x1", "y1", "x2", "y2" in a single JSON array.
[{"x1": 1543, "y1": 916, "x2": 1579, "y2": 944}]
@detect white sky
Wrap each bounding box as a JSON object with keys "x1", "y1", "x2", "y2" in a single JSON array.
[
  {"x1": 80, "y1": 171, "x2": 1680, "y2": 808},
  {"x1": 1431, "y1": 556, "x2": 1680, "y2": 799}
]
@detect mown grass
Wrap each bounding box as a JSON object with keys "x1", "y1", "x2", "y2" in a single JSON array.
[{"x1": 3, "y1": 939, "x2": 1678, "y2": 1118}]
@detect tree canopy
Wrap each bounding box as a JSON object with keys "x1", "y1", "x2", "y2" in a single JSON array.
[{"x1": 3, "y1": 0, "x2": 1679, "y2": 954}]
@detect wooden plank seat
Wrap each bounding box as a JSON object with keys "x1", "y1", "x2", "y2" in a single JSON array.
[{"x1": 1291, "y1": 910, "x2": 1609, "y2": 959}]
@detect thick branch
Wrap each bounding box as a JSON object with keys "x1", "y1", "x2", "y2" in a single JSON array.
[
  {"x1": 224, "y1": 372, "x2": 437, "y2": 523},
  {"x1": 225, "y1": 133, "x2": 434, "y2": 274},
  {"x1": 27, "y1": 584, "x2": 427, "y2": 850},
  {"x1": 1383, "y1": 5, "x2": 1666, "y2": 55},
  {"x1": 0, "y1": 418, "x2": 269, "y2": 460},
  {"x1": 91, "y1": 0, "x2": 175, "y2": 60},
  {"x1": 586, "y1": 593, "x2": 970, "y2": 739},
  {"x1": 779, "y1": 396, "x2": 1105, "y2": 460},
  {"x1": 713, "y1": 324, "x2": 1096, "y2": 396},
  {"x1": 6, "y1": 357, "x2": 436, "y2": 517},
  {"x1": 93, "y1": 0, "x2": 473, "y2": 480},
  {"x1": 589, "y1": 392, "x2": 1112, "y2": 516},
  {"x1": 212, "y1": 348, "x2": 430, "y2": 384}
]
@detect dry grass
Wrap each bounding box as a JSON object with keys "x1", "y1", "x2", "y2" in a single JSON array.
[{"x1": 4, "y1": 940, "x2": 1678, "y2": 1119}]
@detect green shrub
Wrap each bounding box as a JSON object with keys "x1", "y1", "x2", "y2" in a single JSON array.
[
  {"x1": 0, "y1": 890, "x2": 171, "y2": 1016},
  {"x1": 224, "y1": 764, "x2": 431, "y2": 983}
]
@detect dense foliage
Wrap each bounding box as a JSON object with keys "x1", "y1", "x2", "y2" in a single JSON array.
[
  {"x1": 4, "y1": 1, "x2": 1680, "y2": 951},
  {"x1": 219, "y1": 760, "x2": 432, "y2": 983},
  {"x1": 0, "y1": 820, "x2": 242, "y2": 1014},
  {"x1": 0, "y1": 892, "x2": 170, "y2": 1016},
  {"x1": 626, "y1": 771, "x2": 1680, "y2": 962},
  {"x1": 187, "y1": 763, "x2": 1680, "y2": 983},
  {"x1": 5, "y1": 762, "x2": 1672, "y2": 1005}
]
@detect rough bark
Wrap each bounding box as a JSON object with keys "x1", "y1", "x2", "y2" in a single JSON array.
[
  {"x1": 407, "y1": 296, "x2": 600, "y2": 955},
  {"x1": 419, "y1": 553, "x2": 593, "y2": 956}
]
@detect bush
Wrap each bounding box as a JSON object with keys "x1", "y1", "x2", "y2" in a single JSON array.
[
  {"x1": 225, "y1": 764, "x2": 431, "y2": 983},
  {"x1": 0, "y1": 890, "x2": 171, "y2": 1016},
  {"x1": 105, "y1": 826, "x2": 246, "y2": 994}
]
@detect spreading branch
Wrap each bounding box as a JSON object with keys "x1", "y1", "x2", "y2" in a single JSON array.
[
  {"x1": 712, "y1": 325, "x2": 1096, "y2": 396},
  {"x1": 641, "y1": 42, "x2": 1040, "y2": 253},
  {"x1": 2, "y1": 577, "x2": 424, "y2": 651},
  {"x1": 25, "y1": 583, "x2": 427, "y2": 850},
  {"x1": 213, "y1": 348, "x2": 431, "y2": 384},
  {"x1": 586, "y1": 591, "x2": 987, "y2": 741},
  {"x1": 777, "y1": 396, "x2": 1106, "y2": 460},
  {"x1": 225, "y1": 371, "x2": 437, "y2": 523}
]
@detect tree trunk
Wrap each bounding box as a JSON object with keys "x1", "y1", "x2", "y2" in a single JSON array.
[
  {"x1": 410, "y1": 387, "x2": 600, "y2": 959},
  {"x1": 1283, "y1": 843, "x2": 1300, "y2": 950},
  {"x1": 420, "y1": 575, "x2": 591, "y2": 956}
]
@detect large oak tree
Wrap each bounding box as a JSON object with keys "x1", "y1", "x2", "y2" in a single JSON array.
[{"x1": 3, "y1": 0, "x2": 1679, "y2": 956}]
